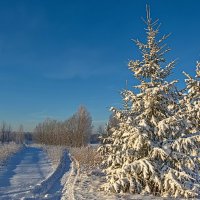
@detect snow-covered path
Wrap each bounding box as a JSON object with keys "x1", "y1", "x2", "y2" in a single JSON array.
[{"x1": 0, "y1": 146, "x2": 53, "y2": 200}]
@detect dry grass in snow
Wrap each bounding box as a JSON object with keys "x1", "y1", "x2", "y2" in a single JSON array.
[
  {"x1": 0, "y1": 142, "x2": 22, "y2": 166},
  {"x1": 69, "y1": 145, "x2": 102, "y2": 171}
]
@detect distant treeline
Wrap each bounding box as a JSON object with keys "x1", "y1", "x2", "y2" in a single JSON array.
[
  {"x1": 33, "y1": 106, "x2": 93, "y2": 147},
  {"x1": 0, "y1": 122, "x2": 31, "y2": 144}
]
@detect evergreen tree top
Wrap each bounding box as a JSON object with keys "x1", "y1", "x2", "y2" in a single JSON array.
[{"x1": 128, "y1": 5, "x2": 176, "y2": 83}]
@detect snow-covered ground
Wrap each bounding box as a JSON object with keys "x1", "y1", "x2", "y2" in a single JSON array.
[
  {"x1": 0, "y1": 146, "x2": 53, "y2": 199},
  {"x1": 31, "y1": 150, "x2": 71, "y2": 200},
  {"x1": 0, "y1": 144, "x2": 179, "y2": 199},
  {"x1": 0, "y1": 142, "x2": 21, "y2": 168},
  {"x1": 0, "y1": 145, "x2": 72, "y2": 200},
  {"x1": 61, "y1": 146, "x2": 167, "y2": 200},
  {"x1": 40, "y1": 145, "x2": 66, "y2": 169},
  {"x1": 61, "y1": 157, "x2": 167, "y2": 200}
]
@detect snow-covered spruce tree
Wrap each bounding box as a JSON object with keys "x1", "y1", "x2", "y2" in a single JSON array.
[
  {"x1": 181, "y1": 62, "x2": 200, "y2": 134},
  {"x1": 98, "y1": 6, "x2": 200, "y2": 198}
]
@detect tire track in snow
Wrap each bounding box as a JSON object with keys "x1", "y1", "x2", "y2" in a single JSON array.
[
  {"x1": 61, "y1": 156, "x2": 80, "y2": 200},
  {"x1": 0, "y1": 146, "x2": 53, "y2": 200},
  {"x1": 31, "y1": 150, "x2": 71, "y2": 200}
]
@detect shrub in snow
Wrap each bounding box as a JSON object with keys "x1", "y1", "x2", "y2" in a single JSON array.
[{"x1": 98, "y1": 6, "x2": 200, "y2": 198}]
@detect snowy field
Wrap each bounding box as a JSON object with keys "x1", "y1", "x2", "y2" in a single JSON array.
[
  {"x1": 0, "y1": 146, "x2": 53, "y2": 199},
  {"x1": 0, "y1": 144, "x2": 184, "y2": 199},
  {"x1": 62, "y1": 146, "x2": 170, "y2": 200},
  {"x1": 0, "y1": 144, "x2": 71, "y2": 200},
  {"x1": 32, "y1": 144, "x2": 65, "y2": 169}
]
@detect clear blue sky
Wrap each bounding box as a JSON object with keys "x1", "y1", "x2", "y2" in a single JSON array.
[{"x1": 0, "y1": 0, "x2": 200, "y2": 131}]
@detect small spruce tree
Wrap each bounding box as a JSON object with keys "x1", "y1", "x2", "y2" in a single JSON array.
[
  {"x1": 98, "y1": 6, "x2": 200, "y2": 198},
  {"x1": 181, "y1": 62, "x2": 200, "y2": 133}
]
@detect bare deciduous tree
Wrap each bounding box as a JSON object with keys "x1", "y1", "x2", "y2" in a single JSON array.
[
  {"x1": 15, "y1": 124, "x2": 24, "y2": 144},
  {"x1": 0, "y1": 122, "x2": 12, "y2": 143},
  {"x1": 34, "y1": 106, "x2": 93, "y2": 147}
]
